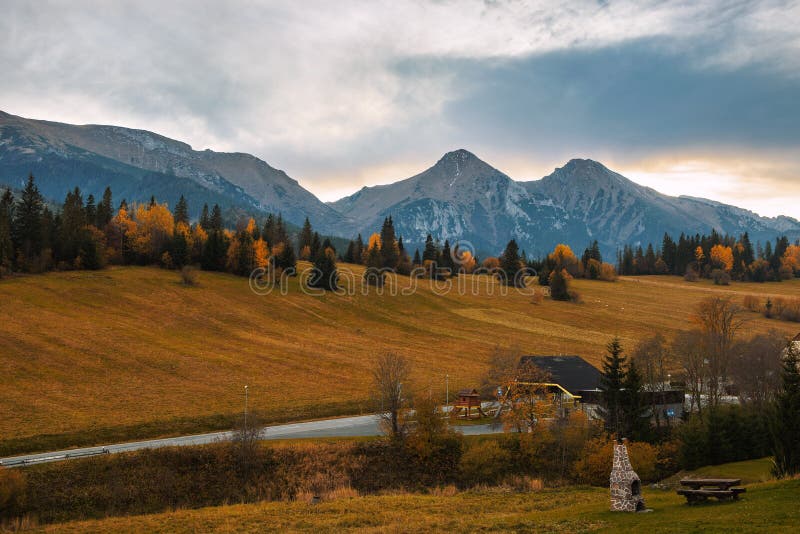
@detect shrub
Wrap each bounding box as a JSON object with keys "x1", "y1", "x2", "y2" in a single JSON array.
[
  {"x1": 678, "y1": 406, "x2": 771, "y2": 470},
  {"x1": 711, "y1": 269, "x2": 730, "y2": 285},
  {"x1": 743, "y1": 295, "x2": 760, "y2": 312},
  {"x1": 180, "y1": 265, "x2": 199, "y2": 286},
  {"x1": 549, "y1": 268, "x2": 572, "y2": 301},
  {"x1": 748, "y1": 259, "x2": 770, "y2": 282},
  {"x1": 572, "y1": 438, "x2": 659, "y2": 486},
  {"x1": 459, "y1": 440, "x2": 513, "y2": 485},
  {"x1": 599, "y1": 262, "x2": 618, "y2": 281},
  {"x1": 780, "y1": 299, "x2": 800, "y2": 322},
  {"x1": 684, "y1": 268, "x2": 699, "y2": 282},
  {"x1": 160, "y1": 251, "x2": 174, "y2": 269},
  {"x1": 0, "y1": 468, "x2": 27, "y2": 520},
  {"x1": 530, "y1": 289, "x2": 544, "y2": 305},
  {"x1": 771, "y1": 297, "x2": 787, "y2": 317}
]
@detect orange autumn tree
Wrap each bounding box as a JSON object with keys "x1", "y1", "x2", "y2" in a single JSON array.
[
  {"x1": 362, "y1": 233, "x2": 381, "y2": 264},
  {"x1": 106, "y1": 204, "x2": 138, "y2": 263},
  {"x1": 710, "y1": 244, "x2": 734, "y2": 272},
  {"x1": 782, "y1": 245, "x2": 800, "y2": 277},
  {"x1": 253, "y1": 237, "x2": 269, "y2": 269},
  {"x1": 695, "y1": 246, "x2": 705, "y2": 264},
  {"x1": 548, "y1": 243, "x2": 581, "y2": 276},
  {"x1": 456, "y1": 249, "x2": 477, "y2": 273},
  {"x1": 502, "y1": 361, "x2": 555, "y2": 433},
  {"x1": 132, "y1": 202, "x2": 174, "y2": 262}
]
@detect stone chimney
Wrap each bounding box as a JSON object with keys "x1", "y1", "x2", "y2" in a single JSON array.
[{"x1": 610, "y1": 439, "x2": 645, "y2": 512}]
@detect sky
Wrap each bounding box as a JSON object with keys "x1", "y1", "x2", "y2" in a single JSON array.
[{"x1": 1, "y1": 0, "x2": 799, "y2": 217}]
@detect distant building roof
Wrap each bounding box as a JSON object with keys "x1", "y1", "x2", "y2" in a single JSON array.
[
  {"x1": 519, "y1": 355, "x2": 601, "y2": 395},
  {"x1": 457, "y1": 389, "x2": 479, "y2": 397}
]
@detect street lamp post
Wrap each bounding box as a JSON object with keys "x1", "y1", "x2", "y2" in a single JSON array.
[{"x1": 244, "y1": 385, "x2": 249, "y2": 432}]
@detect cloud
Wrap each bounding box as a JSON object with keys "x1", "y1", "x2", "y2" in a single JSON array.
[{"x1": 1, "y1": 0, "x2": 798, "y2": 217}]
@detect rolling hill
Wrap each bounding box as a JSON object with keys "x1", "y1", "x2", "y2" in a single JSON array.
[{"x1": 2, "y1": 265, "x2": 799, "y2": 456}]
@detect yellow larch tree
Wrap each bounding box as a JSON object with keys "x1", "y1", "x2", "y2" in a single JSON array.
[{"x1": 710, "y1": 244, "x2": 734, "y2": 272}]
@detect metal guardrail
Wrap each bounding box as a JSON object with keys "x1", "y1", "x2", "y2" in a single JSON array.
[{"x1": 0, "y1": 447, "x2": 109, "y2": 468}]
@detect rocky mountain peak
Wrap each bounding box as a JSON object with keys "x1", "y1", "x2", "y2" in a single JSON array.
[{"x1": 422, "y1": 149, "x2": 509, "y2": 189}]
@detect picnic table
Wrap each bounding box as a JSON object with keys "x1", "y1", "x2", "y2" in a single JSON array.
[{"x1": 677, "y1": 478, "x2": 746, "y2": 504}]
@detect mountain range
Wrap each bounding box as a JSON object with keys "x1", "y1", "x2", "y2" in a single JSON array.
[{"x1": 2, "y1": 110, "x2": 798, "y2": 258}]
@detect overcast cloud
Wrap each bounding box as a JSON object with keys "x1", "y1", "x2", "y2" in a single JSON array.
[{"x1": 1, "y1": 0, "x2": 798, "y2": 216}]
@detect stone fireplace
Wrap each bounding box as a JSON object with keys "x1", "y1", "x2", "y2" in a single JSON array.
[{"x1": 610, "y1": 439, "x2": 645, "y2": 512}]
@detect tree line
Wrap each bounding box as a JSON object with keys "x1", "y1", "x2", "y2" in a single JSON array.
[
  {"x1": 0, "y1": 175, "x2": 326, "y2": 279},
  {"x1": 616, "y1": 230, "x2": 800, "y2": 283}
]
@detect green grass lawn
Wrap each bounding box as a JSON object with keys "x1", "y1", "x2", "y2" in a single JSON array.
[{"x1": 29, "y1": 458, "x2": 798, "y2": 533}]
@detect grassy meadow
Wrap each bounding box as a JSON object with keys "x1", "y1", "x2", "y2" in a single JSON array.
[
  {"x1": 2, "y1": 265, "x2": 799, "y2": 454},
  {"x1": 27, "y1": 458, "x2": 800, "y2": 533}
]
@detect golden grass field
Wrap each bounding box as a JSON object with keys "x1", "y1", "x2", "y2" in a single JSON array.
[
  {"x1": 2, "y1": 265, "x2": 799, "y2": 453},
  {"x1": 29, "y1": 458, "x2": 800, "y2": 533}
]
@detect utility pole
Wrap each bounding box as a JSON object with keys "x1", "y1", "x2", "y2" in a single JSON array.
[
  {"x1": 446, "y1": 373, "x2": 449, "y2": 411},
  {"x1": 244, "y1": 385, "x2": 249, "y2": 432}
]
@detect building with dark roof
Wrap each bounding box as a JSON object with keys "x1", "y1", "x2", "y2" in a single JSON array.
[
  {"x1": 518, "y1": 355, "x2": 601, "y2": 397},
  {"x1": 515, "y1": 355, "x2": 684, "y2": 422}
]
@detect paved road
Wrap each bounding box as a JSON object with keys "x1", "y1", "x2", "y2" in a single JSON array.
[{"x1": 0, "y1": 414, "x2": 503, "y2": 468}]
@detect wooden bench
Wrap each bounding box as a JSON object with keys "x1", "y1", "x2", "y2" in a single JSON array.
[{"x1": 677, "y1": 478, "x2": 746, "y2": 504}]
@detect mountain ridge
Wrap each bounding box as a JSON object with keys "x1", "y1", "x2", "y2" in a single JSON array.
[
  {"x1": 2, "y1": 110, "x2": 797, "y2": 257},
  {"x1": 0, "y1": 111, "x2": 347, "y2": 229}
]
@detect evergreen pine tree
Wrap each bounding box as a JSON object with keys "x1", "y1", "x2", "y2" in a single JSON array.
[
  {"x1": 199, "y1": 204, "x2": 210, "y2": 230},
  {"x1": 59, "y1": 187, "x2": 87, "y2": 263},
  {"x1": 364, "y1": 241, "x2": 384, "y2": 286},
  {"x1": 599, "y1": 338, "x2": 627, "y2": 436},
  {"x1": 344, "y1": 240, "x2": 356, "y2": 263},
  {"x1": 661, "y1": 233, "x2": 677, "y2": 273},
  {"x1": 299, "y1": 217, "x2": 314, "y2": 252},
  {"x1": 210, "y1": 204, "x2": 223, "y2": 231},
  {"x1": 644, "y1": 244, "x2": 656, "y2": 275},
  {"x1": 354, "y1": 234, "x2": 364, "y2": 265},
  {"x1": 275, "y1": 214, "x2": 289, "y2": 245},
  {"x1": 770, "y1": 342, "x2": 800, "y2": 477},
  {"x1": 234, "y1": 230, "x2": 256, "y2": 276},
  {"x1": 499, "y1": 239, "x2": 523, "y2": 287},
  {"x1": 379, "y1": 216, "x2": 399, "y2": 269},
  {"x1": 621, "y1": 245, "x2": 634, "y2": 275},
  {"x1": 413, "y1": 248, "x2": 421, "y2": 266},
  {"x1": 310, "y1": 231, "x2": 321, "y2": 260},
  {"x1": 84, "y1": 194, "x2": 97, "y2": 227},
  {"x1": 310, "y1": 243, "x2": 338, "y2": 290},
  {"x1": 96, "y1": 187, "x2": 113, "y2": 228},
  {"x1": 422, "y1": 234, "x2": 438, "y2": 263},
  {"x1": 171, "y1": 230, "x2": 190, "y2": 268},
  {"x1": 174, "y1": 195, "x2": 189, "y2": 225},
  {"x1": 262, "y1": 213, "x2": 277, "y2": 247},
  {"x1": 621, "y1": 360, "x2": 650, "y2": 440},
  {"x1": 440, "y1": 239, "x2": 454, "y2": 276},
  {"x1": 740, "y1": 232, "x2": 755, "y2": 265},
  {"x1": 0, "y1": 188, "x2": 14, "y2": 271},
  {"x1": 13, "y1": 174, "x2": 45, "y2": 266}
]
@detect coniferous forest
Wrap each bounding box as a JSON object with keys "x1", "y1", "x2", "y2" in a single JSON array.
[{"x1": 2, "y1": 175, "x2": 798, "y2": 295}]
